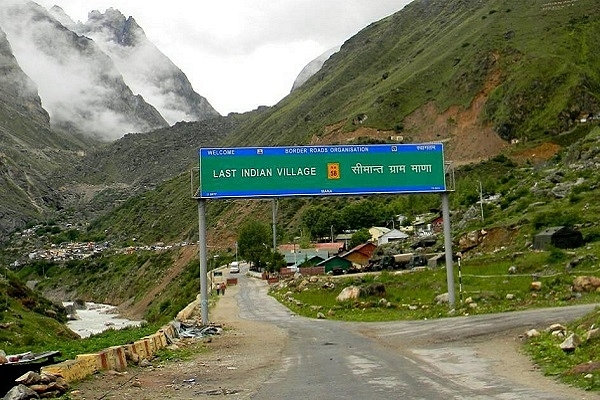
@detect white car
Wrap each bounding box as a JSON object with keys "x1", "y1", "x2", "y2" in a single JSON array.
[{"x1": 229, "y1": 262, "x2": 240, "y2": 273}]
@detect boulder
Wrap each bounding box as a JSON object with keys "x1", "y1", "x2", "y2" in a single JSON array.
[
  {"x1": 15, "y1": 372, "x2": 41, "y2": 386},
  {"x1": 545, "y1": 323, "x2": 567, "y2": 334},
  {"x1": 360, "y1": 283, "x2": 386, "y2": 297},
  {"x1": 336, "y1": 286, "x2": 361, "y2": 302},
  {"x1": 560, "y1": 333, "x2": 582, "y2": 352},
  {"x1": 525, "y1": 329, "x2": 540, "y2": 338},
  {"x1": 530, "y1": 281, "x2": 542, "y2": 291},
  {"x1": 434, "y1": 293, "x2": 449, "y2": 304},
  {"x1": 586, "y1": 328, "x2": 600, "y2": 342},
  {"x1": 3, "y1": 384, "x2": 40, "y2": 400},
  {"x1": 573, "y1": 276, "x2": 600, "y2": 292}
]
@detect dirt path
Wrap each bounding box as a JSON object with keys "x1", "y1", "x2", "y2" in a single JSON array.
[{"x1": 69, "y1": 281, "x2": 287, "y2": 400}]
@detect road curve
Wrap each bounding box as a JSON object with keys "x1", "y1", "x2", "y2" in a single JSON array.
[{"x1": 233, "y1": 271, "x2": 597, "y2": 400}]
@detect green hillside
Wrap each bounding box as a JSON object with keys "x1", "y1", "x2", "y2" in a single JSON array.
[
  {"x1": 2, "y1": 0, "x2": 600, "y2": 366},
  {"x1": 226, "y1": 0, "x2": 599, "y2": 146}
]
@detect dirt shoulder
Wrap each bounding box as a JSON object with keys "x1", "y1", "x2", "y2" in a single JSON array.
[{"x1": 69, "y1": 282, "x2": 287, "y2": 400}]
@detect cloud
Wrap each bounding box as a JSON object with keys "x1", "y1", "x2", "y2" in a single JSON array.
[
  {"x1": 30, "y1": 0, "x2": 412, "y2": 114},
  {"x1": 0, "y1": 0, "x2": 167, "y2": 140}
]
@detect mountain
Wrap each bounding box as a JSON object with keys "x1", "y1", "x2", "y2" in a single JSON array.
[
  {"x1": 70, "y1": 8, "x2": 220, "y2": 125},
  {"x1": 0, "y1": 0, "x2": 169, "y2": 140},
  {"x1": 1, "y1": 0, "x2": 600, "y2": 241},
  {"x1": 0, "y1": 21, "x2": 96, "y2": 237},
  {"x1": 222, "y1": 0, "x2": 600, "y2": 164},
  {"x1": 2, "y1": 0, "x2": 600, "y2": 355},
  {"x1": 21, "y1": 0, "x2": 600, "y2": 240},
  {"x1": 291, "y1": 45, "x2": 341, "y2": 92}
]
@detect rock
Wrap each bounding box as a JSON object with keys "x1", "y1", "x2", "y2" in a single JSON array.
[
  {"x1": 573, "y1": 276, "x2": 600, "y2": 292},
  {"x1": 506, "y1": 293, "x2": 515, "y2": 300},
  {"x1": 316, "y1": 312, "x2": 325, "y2": 319},
  {"x1": 3, "y1": 384, "x2": 40, "y2": 400},
  {"x1": 508, "y1": 266, "x2": 517, "y2": 274},
  {"x1": 560, "y1": 333, "x2": 582, "y2": 352},
  {"x1": 530, "y1": 281, "x2": 542, "y2": 291},
  {"x1": 298, "y1": 280, "x2": 310, "y2": 290},
  {"x1": 525, "y1": 329, "x2": 540, "y2": 338},
  {"x1": 15, "y1": 372, "x2": 41, "y2": 386},
  {"x1": 139, "y1": 358, "x2": 152, "y2": 367},
  {"x1": 566, "y1": 361, "x2": 600, "y2": 375},
  {"x1": 39, "y1": 390, "x2": 62, "y2": 398},
  {"x1": 39, "y1": 373, "x2": 57, "y2": 384},
  {"x1": 28, "y1": 384, "x2": 49, "y2": 394},
  {"x1": 551, "y1": 330, "x2": 565, "y2": 339},
  {"x1": 586, "y1": 328, "x2": 600, "y2": 342},
  {"x1": 434, "y1": 293, "x2": 449, "y2": 304},
  {"x1": 336, "y1": 286, "x2": 361, "y2": 302},
  {"x1": 361, "y1": 283, "x2": 386, "y2": 297},
  {"x1": 545, "y1": 323, "x2": 566, "y2": 334},
  {"x1": 309, "y1": 276, "x2": 319, "y2": 283}
]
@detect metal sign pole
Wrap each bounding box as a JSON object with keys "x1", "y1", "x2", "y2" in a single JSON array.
[
  {"x1": 441, "y1": 192, "x2": 455, "y2": 307},
  {"x1": 272, "y1": 199, "x2": 277, "y2": 250},
  {"x1": 197, "y1": 198, "x2": 209, "y2": 324}
]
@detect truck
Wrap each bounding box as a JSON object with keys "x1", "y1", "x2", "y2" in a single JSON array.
[{"x1": 374, "y1": 253, "x2": 429, "y2": 271}]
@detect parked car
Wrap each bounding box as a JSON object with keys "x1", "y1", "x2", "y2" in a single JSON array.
[{"x1": 229, "y1": 262, "x2": 240, "y2": 273}]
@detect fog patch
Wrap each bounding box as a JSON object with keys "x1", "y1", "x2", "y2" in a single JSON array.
[{"x1": 0, "y1": 0, "x2": 161, "y2": 140}]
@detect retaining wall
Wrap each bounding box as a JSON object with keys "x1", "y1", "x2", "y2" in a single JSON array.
[{"x1": 40, "y1": 323, "x2": 178, "y2": 383}]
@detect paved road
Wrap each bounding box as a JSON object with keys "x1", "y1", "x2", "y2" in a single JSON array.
[{"x1": 234, "y1": 270, "x2": 597, "y2": 400}]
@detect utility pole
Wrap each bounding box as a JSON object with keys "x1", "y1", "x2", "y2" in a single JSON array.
[{"x1": 479, "y1": 180, "x2": 484, "y2": 222}]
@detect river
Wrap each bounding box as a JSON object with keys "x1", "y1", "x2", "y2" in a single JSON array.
[{"x1": 63, "y1": 302, "x2": 144, "y2": 338}]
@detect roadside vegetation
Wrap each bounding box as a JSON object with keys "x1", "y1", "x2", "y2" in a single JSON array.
[
  {"x1": 525, "y1": 312, "x2": 600, "y2": 392},
  {"x1": 270, "y1": 242, "x2": 600, "y2": 322}
]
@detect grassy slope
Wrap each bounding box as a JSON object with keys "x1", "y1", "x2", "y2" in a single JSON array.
[
  {"x1": 2, "y1": 0, "x2": 600, "y2": 381},
  {"x1": 225, "y1": 0, "x2": 599, "y2": 147}
]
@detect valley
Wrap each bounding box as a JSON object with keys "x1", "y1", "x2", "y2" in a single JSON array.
[{"x1": 1, "y1": 0, "x2": 600, "y2": 396}]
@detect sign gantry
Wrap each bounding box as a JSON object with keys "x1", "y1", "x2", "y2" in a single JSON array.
[{"x1": 198, "y1": 144, "x2": 446, "y2": 199}]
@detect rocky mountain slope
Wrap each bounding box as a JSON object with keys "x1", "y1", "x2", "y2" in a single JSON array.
[
  {"x1": 0, "y1": 0, "x2": 168, "y2": 140},
  {"x1": 62, "y1": 7, "x2": 219, "y2": 125},
  {"x1": 1, "y1": 0, "x2": 600, "y2": 240},
  {"x1": 0, "y1": 1, "x2": 223, "y2": 237},
  {"x1": 224, "y1": 0, "x2": 600, "y2": 159}
]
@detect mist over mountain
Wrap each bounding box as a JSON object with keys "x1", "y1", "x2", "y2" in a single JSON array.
[
  {"x1": 74, "y1": 8, "x2": 219, "y2": 125},
  {"x1": 0, "y1": 25, "x2": 49, "y2": 125},
  {"x1": 291, "y1": 45, "x2": 341, "y2": 92},
  {"x1": 0, "y1": 1, "x2": 218, "y2": 140}
]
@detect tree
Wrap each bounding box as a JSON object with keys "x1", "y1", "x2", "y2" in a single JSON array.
[
  {"x1": 301, "y1": 205, "x2": 336, "y2": 240},
  {"x1": 237, "y1": 220, "x2": 272, "y2": 270},
  {"x1": 267, "y1": 251, "x2": 287, "y2": 273},
  {"x1": 349, "y1": 228, "x2": 371, "y2": 249}
]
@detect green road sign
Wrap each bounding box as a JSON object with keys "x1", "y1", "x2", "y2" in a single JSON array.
[{"x1": 199, "y1": 144, "x2": 446, "y2": 199}]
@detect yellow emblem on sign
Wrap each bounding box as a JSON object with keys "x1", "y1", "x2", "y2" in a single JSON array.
[{"x1": 327, "y1": 163, "x2": 340, "y2": 180}]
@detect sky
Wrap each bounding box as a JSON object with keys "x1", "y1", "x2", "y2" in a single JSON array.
[{"x1": 34, "y1": 0, "x2": 413, "y2": 115}]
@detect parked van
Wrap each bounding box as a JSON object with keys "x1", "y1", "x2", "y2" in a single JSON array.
[{"x1": 229, "y1": 261, "x2": 240, "y2": 273}]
